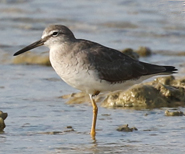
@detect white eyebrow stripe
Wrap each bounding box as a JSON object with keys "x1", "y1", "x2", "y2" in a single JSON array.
[{"x1": 41, "y1": 30, "x2": 59, "y2": 39}]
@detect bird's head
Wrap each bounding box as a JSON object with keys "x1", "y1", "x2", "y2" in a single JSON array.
[{"x1": 13, "y1": 25, "x2": 75, "y2": 56}]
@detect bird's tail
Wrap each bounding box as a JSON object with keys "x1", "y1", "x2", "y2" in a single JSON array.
[
  {"x1": 163, "y1": 66, "x2": 178, "y2": 73},
  {"x1": 140, "y1": 61, "x2": 178, "y2": 75}
]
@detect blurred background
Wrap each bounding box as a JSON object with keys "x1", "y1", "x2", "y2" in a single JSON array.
[
  {"x1": 1, "y1": 0, "x2": 185, "y2": 55},
  {"x1": 0, "y1": 0, "x2": 185, "y2": 154}
]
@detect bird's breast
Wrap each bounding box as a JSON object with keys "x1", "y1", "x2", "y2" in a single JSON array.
[{"x1": 49, "y1": 48, "x2": 98, "y2": 92}]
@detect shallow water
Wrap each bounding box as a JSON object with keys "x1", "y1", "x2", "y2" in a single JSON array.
[{"x1": 1, "y1": 0, "x2": 185, "y2": 153}]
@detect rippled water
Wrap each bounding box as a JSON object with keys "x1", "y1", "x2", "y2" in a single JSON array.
[{"x1": 1, "y1": 0, "x2": 185, "y2": 153}]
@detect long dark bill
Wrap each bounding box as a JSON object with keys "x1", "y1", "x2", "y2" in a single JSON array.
[{"x1": 13, "y1": 39, "x2": 45, "y2": 56}]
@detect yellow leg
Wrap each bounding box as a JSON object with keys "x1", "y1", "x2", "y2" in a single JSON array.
[{"x1": 89, "y1": 94, "x2": 98, "y2": 139}]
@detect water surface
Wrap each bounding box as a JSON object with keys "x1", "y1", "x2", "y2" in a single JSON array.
[{"x1": 0, "y1": 0, "x2": 185, "y2": 153}]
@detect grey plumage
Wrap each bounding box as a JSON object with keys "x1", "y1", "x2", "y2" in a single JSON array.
[{"x1": 60, "y1": 38, "x2": 177, "y2": 83}]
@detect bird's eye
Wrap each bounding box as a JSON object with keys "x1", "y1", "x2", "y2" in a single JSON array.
[{"x1": 52, "y1": 31, "x2": 59, "y2": 37}]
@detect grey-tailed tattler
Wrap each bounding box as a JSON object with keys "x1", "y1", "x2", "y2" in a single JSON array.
[{"x1": 14, "y1": 25, "x2": 177, "y2": 139}]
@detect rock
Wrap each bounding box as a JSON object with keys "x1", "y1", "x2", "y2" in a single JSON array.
[
  {"x1": 13, "y1": 52, "x2": 51, "y2": 66},
  {"x1": 0, "y1": 118, "x2": 6, "y2": 132},
  {"x1": 154, "y1": 75, "x2": 175, "y2": 85},
  {"x1": 60, "y1": 92, "x2": 105, "y2": 104},
  {"x1": 116, "y1": 124, "x2": 137, "y2": 132},
  {"x1": 135, "y1": 46, "x2": 152, "y2": 57},
  {"x1": 165, "y1": 110, "x2": 184, "y2": 116},
  {"x1": 0, "y1": 111, "x2": 8, "y2": 120},
  {"x1": 120, "y1": 48, "x2": 139, "y2": 60},
  {"x1": 66, "y1": 126, "x2": 73, "y2": 129},
  {"x1": 0, "y1": 111, "x2": 8, "y2": 132},
  {"x1": 101, "y1": 75, "x2": 185, "y2": 108},
  {"x1": 102, "y1": 84, "x2": 167, "y2": 108},
  {"x1": 60, "y1": 92, "x2": 89, "y2": 104}
]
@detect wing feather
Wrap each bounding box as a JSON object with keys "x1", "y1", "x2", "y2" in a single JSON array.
[{"x1": 74, "y1": 40, "x2": 174, "y2": 83}]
